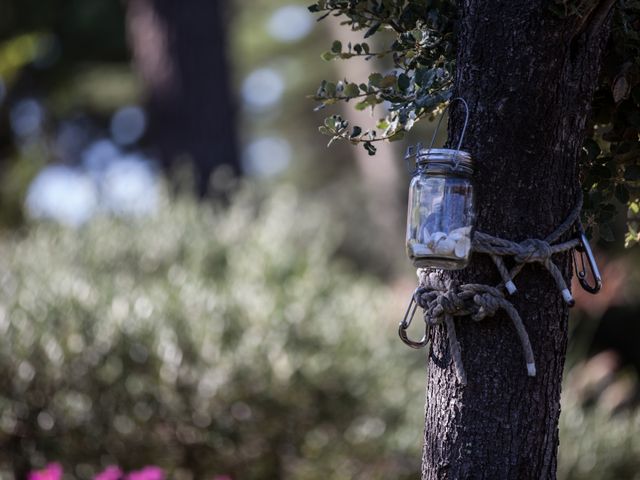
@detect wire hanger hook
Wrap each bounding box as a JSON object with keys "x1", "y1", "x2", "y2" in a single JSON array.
[{"x1": 404, "y1": 97, "x2": 470, "y2": 174}]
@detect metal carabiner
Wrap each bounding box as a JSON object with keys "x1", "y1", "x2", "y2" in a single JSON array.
[
  {"x1": 573, "y1": 229, "x2": 602, "y2": 294},
  {"x1": 398, "y1": 288, "x2": 429, "y2": 349}
]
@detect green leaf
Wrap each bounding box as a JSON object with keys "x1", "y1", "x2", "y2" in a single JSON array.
[
  {"x1": 599, "y1": 223, "x2": 615, "y2": 242},
  {"x1": 415, "y1": 68, "x2": 435, "y2": 88},
  {"x1": 624, "y1": 165, "x2": 640, "y2": 180},
  {"x1": 583, "y1": 138, "x2": 601, "y2": 161},
  {"x1": 415, "y1": 94, "x2": 439, "y2": 109},
  {"x1": 398, "y1": 73, "x2": 410, "y2": 91},
  {"x1": 615, "y1": 184, "x2": 630, "y2": 203},
  {"x1": 366, "y1": 93, "x2": 379, "y2": 105},
  {"x1": 368, "y1": 73, "x2": 383, "y2": 87},
  {"x1": 380, "y1": 74, "x2": 397, "y2": 88},
  {"x1": 325, "y1": 82, "x2": 336, "y2": 96},
  {"x1": 591, "y1": 165, "x2": 612, "y2": 179},
  {"x1": 588, "y1": 190, "x2": 603, "y2": 208},
  {"x1": 343, "y1": 83, "x2": 359, "y2": 98},
  {"x1": 364, "y1": 22, "x2": 381, "y2": 38},
  {"x1": 363, "y1": 141, "x2": 377, "y2": 155},
  {"x1": 321, "y1": 51, "x2": 336, "y2": 61},
  {"x1": 597, "y1": 203, "x2": 617, "y2": 222},
  {"x1": 331, "y1": 40, "x2": 342, "y2": 53},
  {"x1": 625, "y1": 230, "x2": 638, "y2": 248}
]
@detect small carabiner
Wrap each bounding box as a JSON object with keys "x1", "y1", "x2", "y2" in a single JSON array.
[
  {"x1": 398, "y1": 288, "x2": 429, "y2": 349},
  {"x1": 573, "y1": 229, "x2": 602, "y2": 294}
]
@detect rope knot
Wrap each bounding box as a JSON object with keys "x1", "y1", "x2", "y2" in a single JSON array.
[
  {"x1": 472, "y1": 292, "x2": 501, "y2": 320},
  {"x1": 439, "y1": 290, "x2": 464, "y2": 313},
  {"x1": 418, "y1": 289, "x2": 464, "y2": 323},
  {"x1": 412, "y1": 275, "x2": 538, "y2": 383},
  {"x1": 514, "y1": 238, "x2": 552, "y2": 263}
]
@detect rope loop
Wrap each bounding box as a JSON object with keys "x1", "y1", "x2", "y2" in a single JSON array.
[{"x1": 399, "y1": 195, "x2": 596, "y2": 383}]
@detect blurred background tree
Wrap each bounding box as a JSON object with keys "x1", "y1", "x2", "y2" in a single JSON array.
[
  {"x1": 0, "y1": 0, "x2": 638, "y2": 479},
  {"x1": 126, "y1": 0, "x2": 240, "y2": 197}
]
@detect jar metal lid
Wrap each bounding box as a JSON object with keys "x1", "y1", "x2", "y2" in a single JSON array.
[{"x1": 416, "y1": 148, "x2": 473, "y2": 175}]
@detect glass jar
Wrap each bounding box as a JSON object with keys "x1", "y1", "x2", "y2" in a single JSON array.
[{"x1": 406, "y1": 148, "x2": 476, "y2": 269}]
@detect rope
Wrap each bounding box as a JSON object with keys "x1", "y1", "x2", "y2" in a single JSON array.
[
  {"x1": 472, "y1": 194, "x2": 582, "y2": 304},
  {"x1": 416, "y1": 273, "x2": 536, "y2": 385},
  {"x1": 413, "y1": 198, "x2": 583, "y2": 384}
]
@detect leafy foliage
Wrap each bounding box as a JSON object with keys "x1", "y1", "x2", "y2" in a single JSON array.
[
  {"x1": 310, "y1": 0, "x2": 640, "y2": 244},
  {"x1": 585, "y1": 0, "x2": 640, "y2": 245},
  {"x1": 309, "y1": 0, "x2": 456, "y2": 155}
]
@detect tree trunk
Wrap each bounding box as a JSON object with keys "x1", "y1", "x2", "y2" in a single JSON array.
[
  {"x1": 421, "y1": 1, "x2": 615, "y2": 478},
  {"x1": 126, "y1": 0, "x2": 240, "y2": 197}
]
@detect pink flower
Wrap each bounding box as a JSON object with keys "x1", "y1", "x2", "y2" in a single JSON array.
[
  {"x1": 95, "y1": 466, "x2": 124, "y2": 480},
  {"x1": 27, "y1": 463, "x2": 63, "y2": 480},
  {"x1": 125, "y1": 466, "x2": 164, "y2": 480}
]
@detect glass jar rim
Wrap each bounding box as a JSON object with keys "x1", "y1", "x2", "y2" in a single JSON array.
[{"x1": 416, "y1": 148, "x2": 473, "y2": 175}]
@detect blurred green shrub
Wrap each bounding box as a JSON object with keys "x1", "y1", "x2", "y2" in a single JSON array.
[
  {"x1": 559, "y1": 394, "x2": 640, "y2": 480},
  {"x1": 0, "y1": 183, "x2": 638, "y2": 480},
  {"x1": 0, "y1": 185, "x2": 426, "y2": 479}
]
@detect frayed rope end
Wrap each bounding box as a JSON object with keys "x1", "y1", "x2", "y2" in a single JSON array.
[
  {"x1": 527, "y1": 363, "x2": 537, "y2": 377},
  {"x1": 561, "y1": 289, "x2": 575, "y2": 307}
]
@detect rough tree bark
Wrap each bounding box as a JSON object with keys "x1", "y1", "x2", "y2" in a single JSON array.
[
  {"x1": 422, "y1": 1, "x2": 616, "y2": 478},
  {"x1": 126, "y1": 0, "x2": 240, "y2": 197}
]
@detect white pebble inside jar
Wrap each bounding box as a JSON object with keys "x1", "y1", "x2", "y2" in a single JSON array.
[{"x1": 418, "y1": 226, "x2": 472, "y2": 259}]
